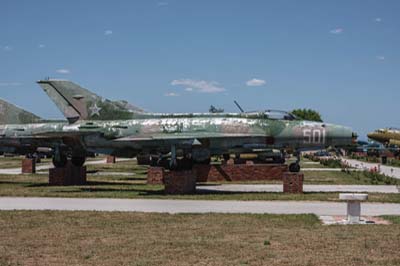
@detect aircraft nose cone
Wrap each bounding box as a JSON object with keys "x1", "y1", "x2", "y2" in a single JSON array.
[
  {"x1": 367, "y1": 132, "x2": 384, "y2": 143},
  {"x1": 367, "y1": 132, "x2": 378, "y2": 139}
]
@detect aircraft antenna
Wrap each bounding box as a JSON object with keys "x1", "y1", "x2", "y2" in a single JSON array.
[{"x1": 234, "y1": 100, "x2": 244, "y2": 113}]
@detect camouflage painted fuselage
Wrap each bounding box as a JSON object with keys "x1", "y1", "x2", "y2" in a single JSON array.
[
  {"x1": 0, "y1": 98, "x2": 58, "y2": 155},
  {"x1": 0, "y1": 112, "x2": 353, "y2": 158},
  {"x1": 0, "y1": 122, "x2": 66, "y2": 155}
]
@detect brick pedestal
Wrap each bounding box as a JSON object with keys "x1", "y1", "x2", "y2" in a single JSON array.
[
  {"x1": 22, "y1": 158, "x2": 36, "y2": 174},
  {"x1": 147, "y1": 167, "x2": 165, "y2": 185},
  {"x1": 49, "y1": 162, "x2": 87, "y2": 186},
  {"x1": 164, "y1": 170, "x2": 196, "y2": 194},
  {"x1": 283, "y1": 172, "x2": 304, "y2": 193},
  {"x1": 106, "y1": 156, "x2": 116, "y2": 164},
  {"x1": 194, "y1": 164, "x2": 288, "y2": 182}
]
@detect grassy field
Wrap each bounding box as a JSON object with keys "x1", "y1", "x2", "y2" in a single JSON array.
[
  {"x1": 0, "y1": 211, "x2": 399, "y2": 266},
  {"x1": 0, "y1": 157, "x2": 399, "y2": 202}
]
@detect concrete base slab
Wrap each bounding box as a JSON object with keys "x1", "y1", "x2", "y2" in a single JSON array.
[
  {"x1": 196, "y1": 184, "x2": 399, "y2": 194},
  {"x1": 319, "y1": 216, "x2": 391, "y2": 225}
]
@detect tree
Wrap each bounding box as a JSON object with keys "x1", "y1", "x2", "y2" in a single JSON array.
[{"x1": 291, "y1": 109, "x2": 323, "y2": 122}]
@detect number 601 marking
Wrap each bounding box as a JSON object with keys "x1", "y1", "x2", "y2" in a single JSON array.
[{"x1": 303, "y1": 128, "x2": 326, "y2": 144}]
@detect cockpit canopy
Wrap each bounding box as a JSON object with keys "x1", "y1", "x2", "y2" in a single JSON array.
[
  {"x1": 376, "y1": 128, "x2": 400, "y2": 134},
  {"x1": 243, "y1": 110, "x2": 298, "y2": 120},
  {"x1": 263, "y1": 110, "x2": 298, "y2": 121}
]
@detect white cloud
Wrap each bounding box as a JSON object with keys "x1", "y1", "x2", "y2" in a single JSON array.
[
  {"x1": 56, "y1": 69, "x2": 70, "y2": 74},
  {"x1": 164, "y1": 92, "x2": 180, "y2": 97},
  {"x1": 330, "y1": 28, "x2": 343, "y2": 34},
  {"x1": 38, "y1": 44, "x2": 45, "y2": 48},
  {"x1": 104, "y1": 30, "x2": 113, "y2": 36},
  {"x1": 171, "y1": 79, "x2": 225, "y2": 93},
  {"x1": 375, "y1": 18, "x2": 382, "y2": 22},
  {"x1": 246, "y1": 78, "x2": 266, "y2": 87},
  {"x1": 0, "y1": 82, "x2": 22, "y2": 86},
  {"x1": 376, "y1": 56, "x2": 385, "y2": 60}
]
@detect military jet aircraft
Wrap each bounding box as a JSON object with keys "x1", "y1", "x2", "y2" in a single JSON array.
[
  {"x1": 368, "y1": 128, "x2": 400, "y2": 146},
  {"x1": 35, "y1": 79, "x2": 356, "y2": 172},
  {"x1": 0, "y1": 98, "x2": 60, "y2": 157}
]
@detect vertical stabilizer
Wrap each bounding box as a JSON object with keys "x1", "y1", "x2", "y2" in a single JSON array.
[
  {"x1": 0, "y1": 98, "x2": 42, "y2": 124},
  {"x1": 37, "y1": 80, "x2": 145, "y2": 122}
]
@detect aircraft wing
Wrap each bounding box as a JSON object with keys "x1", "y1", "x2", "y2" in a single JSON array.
[
  {"x1": 113, "y1": 133, "x2": 267, "y2": 142},
  {"x1": 30, "y1": 131, "x2": 95, "y2": 138}
]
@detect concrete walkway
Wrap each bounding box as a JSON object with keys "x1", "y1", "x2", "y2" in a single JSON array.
[
  {"x1": 343, "y1": 159, "x2": 400, "y2": 180},
  {"x1": 302, "y1": 168, "x2": 343, "y2": 171},
  {"x1": 0, "y1": 158, "x2": 135, "y2": 175},
  {"x1": 0, "y1": 197, "x2": 399, "y2": 216},
  {"x1": 197, "y1": 184, "x2": 399, "y2": 194}
]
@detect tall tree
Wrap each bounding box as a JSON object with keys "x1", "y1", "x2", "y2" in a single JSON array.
[{"x1": 291, "y1": 109, "x2": 323, "y2": 122}]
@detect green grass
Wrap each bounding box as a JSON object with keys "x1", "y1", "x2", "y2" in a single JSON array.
[
  {"x1": 382, "y1": 216, "x2": 400, "y2": 224},
  {"x1": 304, "y1": 170, "x2": 399, "y2": 185},
  {"x1": 0, "y1": 211, "x2": 399, "y2": 266},
  {"x1": 0, "y1": 156, "x2": 52, "y2": 169},
  {"x1": 0, "y1": 171, "x2": 399, "y2": 203}
]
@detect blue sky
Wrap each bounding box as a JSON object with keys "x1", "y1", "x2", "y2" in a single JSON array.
[{"x1": 0, "y1": 0, "x2": 399, "y2": 138}]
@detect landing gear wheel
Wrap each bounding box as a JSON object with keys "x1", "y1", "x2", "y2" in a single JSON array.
[
  {"x1": 273, "y1": 157, "x2": 286, "y2": 164},
  {"x1": 137, "y1": 155, "x2": 151, "y2": 165},
  {"x1": 195, "y1": 158, "x2": 211, "y2": 165},
  {"x1": 289, "y1": 163, "x2": 301, "y2": 173},
  {"x1": 150, "y1": 156, "x2": 159, "y2": 167},
  {"x1": 71, "y1": 156, "x2": 86, "y2": 167},
  {"x1": 52, "y1": 154, "x2": 68, "y2": 168},
  {"x1": 223, "y1": 154, "x2": 230, "y2": 161}
]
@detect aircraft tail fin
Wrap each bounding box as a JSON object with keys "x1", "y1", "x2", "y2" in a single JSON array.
[
  {"x1": 0, "y1": 98, "x2": 42, "y2": 124},
  {"x1": 37, "y1": 80, "x2": 146, "y2": 123}
]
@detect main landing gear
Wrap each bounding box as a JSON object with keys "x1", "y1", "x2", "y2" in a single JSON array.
[
  {"x1": 288, "y1": 152, "x2": 301, "y2": 173},
  {"x1": 52, "y1": 148, "x2": 86, "y2": 168}
]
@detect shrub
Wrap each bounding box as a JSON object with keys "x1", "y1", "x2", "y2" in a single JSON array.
[{"x1": 320, "y1": 158, "x2": 342, "y2": 168}]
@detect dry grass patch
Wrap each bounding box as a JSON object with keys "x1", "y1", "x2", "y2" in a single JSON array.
[{"x1": 0, "y1": 211, "x2": 399, "y2": 266}]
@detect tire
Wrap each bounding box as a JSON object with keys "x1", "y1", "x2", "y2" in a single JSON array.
[
  {"x1": 137, "y1": 155, "x2": 151, "y2": 165},
  {"x1": 223, "y1": 154, "x2": 230, "y2": 161},
  {"x1": 289, "y1": 163, "x2": 301, "y2": 173},
  {"x1": 71, "y1": 156, "x2": 86, "y2": 167},
  {"x1": 195, "y1": 158, "x2": 211, "y2": 165},
  {"x1": 52, "y1": 154, "x2": 68, "y2": 168}
]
